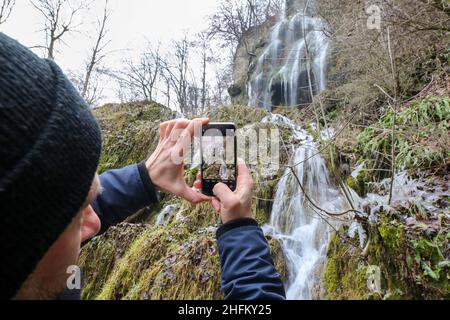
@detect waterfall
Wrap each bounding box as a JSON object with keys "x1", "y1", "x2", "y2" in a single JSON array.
[
  {"x1": 156, "y1": 205, "x2": 178, "y2": 226},
  {"x1": 262, "y1": 116, "x2": 348, "y2": 300},
  {"x1": 248, "y1": 2, "x2": 329, "y2": 110},
  {"x1": 249, "y1": 0, "x2": 338, "y2": 300}
]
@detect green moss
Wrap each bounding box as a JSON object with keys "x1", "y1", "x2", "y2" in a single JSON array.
[
  {"x1": 357, "y1": 96, "x2": 450, "y2": 175},
  {"x1": 268, "y1": 238, "x2": 288, "y2": 282},
  {"x1": 123, "y1": 235, "x2": 222, "y2": 300},
  {"x1": 80, "y1": 216, "x2": 287, "y2": 300},
  {"x1": 325, "y1": 108, "x2": 340, "y2": 123},
  {"x1": 378, "y1": 216, "x2": 406, "y2": 254},
  {"x1": 186, "y1": 203, "x2": 220, "y2": 229},
  {"x1": 79, "y1": 223, "x2": 147, "y2": 300},
  {"x1": 96, "y1": 227, "x2": 170, "y2": 300},
  {"x1": 305, "y1": 124, "x2": 320, "y2": 141},
  {"x1": 95, "y1": 101, "x2": 175, "y2": 173},
  {"x1": 324, "y1": 233, "x2": 369, "y2": 300},
  {"x1": 81, "y1": 222, "x2": 221, "y2": 300},
  {"x1": 324, "y1": 256, "x2": 339, "y2": 294},
  {"x1": 206, "y1": 105, "x2": 268, "y2": 128},
  {"x1": 324, "y1": 210, "x2": 449, "y2": 300},
  {"x1": 409, "y1": 230, "x2": 450, "y2": 298},
  {"x1": 346, "y1": 176, "x2": 361, "y2": 196},
  {"x1": 324, "y1": 228, "x2": 371, "y2": 299},
  {"x1": 346, "y1": 167, "x2": 379, "y2": 197},
  {"x1": 185, "y1": 166, "x2": 199, "y2": 188},
  {"x1": 253, "y1": 178, "x2": 280, "y2": 225}
]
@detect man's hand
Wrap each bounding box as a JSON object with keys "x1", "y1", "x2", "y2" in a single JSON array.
[
  {"x1": 146, "y1": 118, "x2": 211, "y2": 204},
  {"x1": 195, "y1": 159, "x2": 254, "y2": 224}
]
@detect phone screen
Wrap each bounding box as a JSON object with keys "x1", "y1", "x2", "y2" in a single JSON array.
[{"x1": 201, "y1": 123, "x2": 237, "y2": 196}]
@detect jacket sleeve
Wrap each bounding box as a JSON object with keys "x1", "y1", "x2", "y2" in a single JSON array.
[
  {"x1": 216, "y1": 219, "x2": 286, "y2": 300},
  {"x1": 92, "y1": 161, "x2": 160, "y2": 233}
]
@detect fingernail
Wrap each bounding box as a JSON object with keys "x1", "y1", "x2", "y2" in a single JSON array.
[{"x1": 194, "y1": 118, "x2": 209, "y2": 122}]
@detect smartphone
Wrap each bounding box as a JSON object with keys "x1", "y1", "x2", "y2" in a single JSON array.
[{"x1": 201, "y1": 123, "x2": 237, "y2": 197}]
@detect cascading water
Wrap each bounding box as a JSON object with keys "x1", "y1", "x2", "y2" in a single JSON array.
[
  {"x1": 248, "y1": 1, "x2": 330, "y2": 110},
  {"x1": 262, "y1": 115, "x2": 349, "y2": 300},
  {"x1": 252, "y1": 0, "x2": 341, "y2": 300},
  {"x1": 156, "y1": 205, "x2": 178, "y2": 226}
]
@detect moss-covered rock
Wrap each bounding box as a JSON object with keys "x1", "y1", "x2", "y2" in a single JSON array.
[
  {"x1": 78, "y1": 223, "x2": 147, "y2": 300},
  {"x1": 81, "y1": 222, "x2": 222, "y2": 300},
  {"x1": 324, "y1": 211, "x2": 449, "y2": 300},
  {"x1": 346, "y1": 173, "x2": 370, "y2": 198},
  {"x1": 324, "y1": 231, "x2": 372, "y2": 300},
  {"x1": 206, "y1": 104, "x2": 268, "y2": 128},
  {"x1": 80, "y1": 218, "x2": 287, "y2": 300},
  {"x1": 325, "y1": 90, "x2": 449, "y2": 300},
  {"x1": 94, "y1": 101, "x2": 176, "y2": 173}
]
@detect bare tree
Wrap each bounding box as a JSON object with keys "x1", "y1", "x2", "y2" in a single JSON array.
[
  {"x1": 116, "y1": 44, "x2": 164, "y2": 102},
  {"x1": 30, "y1": 0, "x2": 88, "y2": 60},
  {"x1": 208, "y1": 0, "x2": 283, "y2": 54},
  {"x1": 193, "y1": 32, "x2": 214, "y2": 113},
  {"x1": 211, "y1": 63, "x2": 232, "y2": 108},
  {"x1": 79, "y1": 0, "x2": 111, "y2": 104},
  {"x1": 186, "y1": 83, "x2": 200, "y2": 114},
  {"x1": 265, "y1": 0, "x2": 284, "y2": 18},
  {"x1": 70, "y1": 69, "x2": 105, "y2": 107},
  {"x1": 417, "y1": 0, "x2": 450, "y2": 15},
  {"x1": 163, "y1": 37, "x2": 190, "y2": 114},
  {"x1": 162, "y1": 76, "x2": 171, "y2": 109},
  {"x1": 0, "y1": 0, "x2": 15, "y2": 26},
  {"x1": 199, "y1": 34, "x2": 208, "y2": 113}
]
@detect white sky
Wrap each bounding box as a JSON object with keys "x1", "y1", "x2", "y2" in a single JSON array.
[{"x1": 1, "y1": 0, "x2": 221, "y2": 106}]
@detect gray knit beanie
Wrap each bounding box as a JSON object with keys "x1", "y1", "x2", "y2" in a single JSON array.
[{"x1": 0, "y1": 33, "x2": 102, "y2": 299}]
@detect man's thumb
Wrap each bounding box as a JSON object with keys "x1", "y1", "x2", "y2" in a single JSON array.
[
  {"x1": 180, "y1": 185, "x2": 210, "y2": 204},
  {"x1": 213, "y1": 183, "x2": 234, "y2": 202}
]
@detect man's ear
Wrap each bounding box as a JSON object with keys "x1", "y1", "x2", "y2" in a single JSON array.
[{"x1": 80, "y1": 206, "x2": 101, "y2": 242}]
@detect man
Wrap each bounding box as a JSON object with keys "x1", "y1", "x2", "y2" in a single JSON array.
[{"x1": 0, "y1": 33, "x2": 286, "y2": 300}]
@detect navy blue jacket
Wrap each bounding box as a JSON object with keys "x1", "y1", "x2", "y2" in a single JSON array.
[{"x1": 91, "y1": 162, "x2": 286, "y2": 300}]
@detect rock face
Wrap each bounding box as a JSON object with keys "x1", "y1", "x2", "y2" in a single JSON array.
[
  {"x1": 231, "y1": 18, "x2": 277, "y2": 105},
  {"x1": 80, "y1": 103, "x2": 293, "y2": 300},
  {"x1": 80, "y1": 220, "x2": 287, "y2": 300}
]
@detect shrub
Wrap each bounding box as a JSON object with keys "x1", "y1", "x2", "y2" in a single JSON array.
[{"x1": 357, "y1": 96, "x2": 449, "y2": 176}]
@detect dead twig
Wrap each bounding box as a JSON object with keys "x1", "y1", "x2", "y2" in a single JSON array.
[{"x1": 288, "y1": 166, "x2": 365, "y2": 218}]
